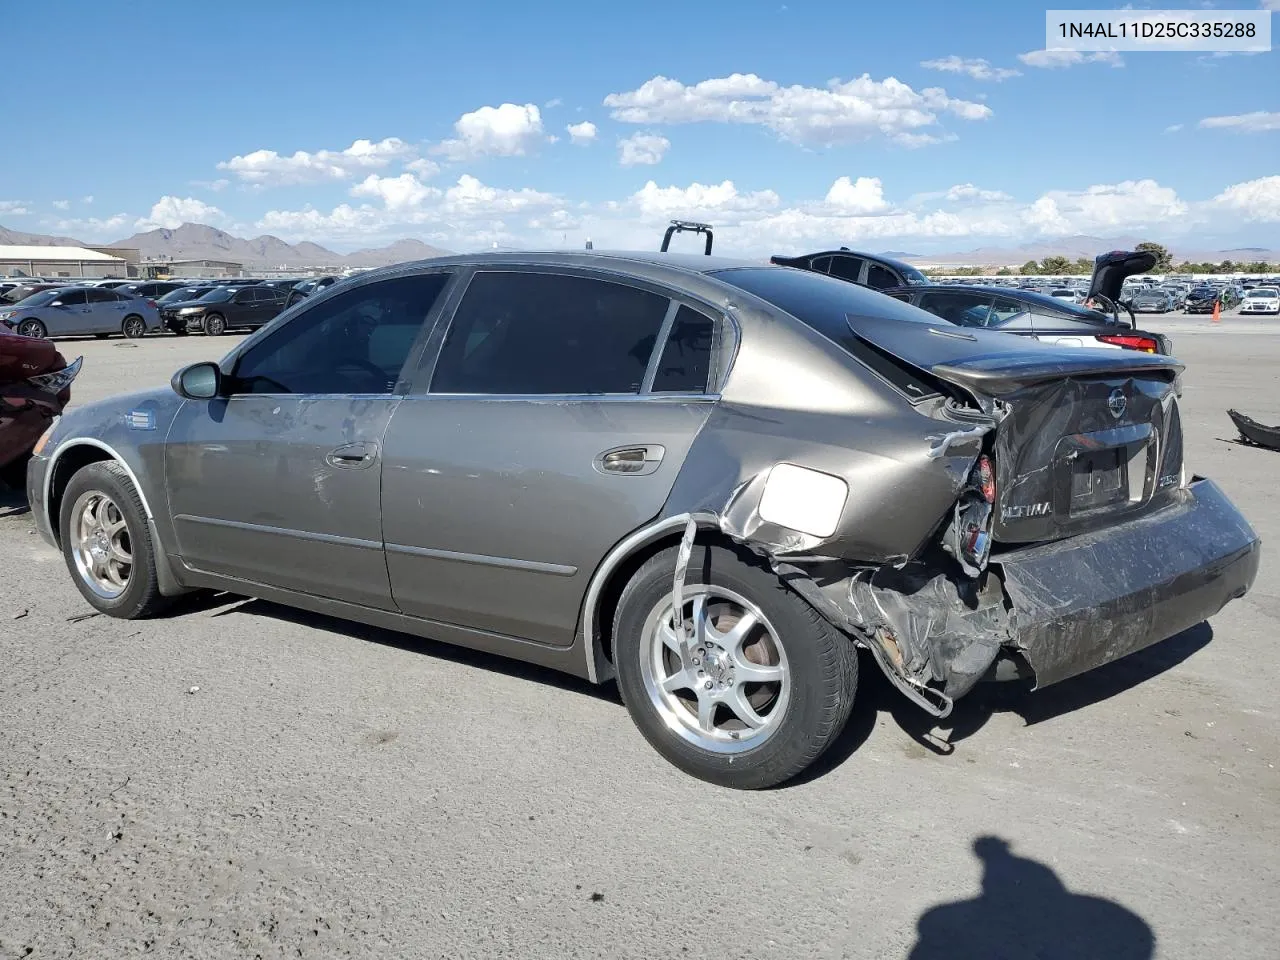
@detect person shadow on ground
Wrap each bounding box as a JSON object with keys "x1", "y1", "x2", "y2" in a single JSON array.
[{"x1": 908, "y1": 836, "x2": 1154, "y2": 960}]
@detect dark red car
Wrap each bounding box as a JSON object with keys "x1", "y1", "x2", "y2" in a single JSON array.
[{"x1": 0, "y1": 325, "x2": 80, "y2": 487}]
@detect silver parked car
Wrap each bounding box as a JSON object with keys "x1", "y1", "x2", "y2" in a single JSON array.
[
  {"x1": 25, "y1": 252, "x2": 1260, "y2": 788},
  {"x1": 0, "y1": 285, "x2": 161, "y2": 339}
]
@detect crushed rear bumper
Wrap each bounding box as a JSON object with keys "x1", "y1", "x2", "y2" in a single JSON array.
[{"x1": 995, "y1": 478, "x2": 1260, "y2": 688}]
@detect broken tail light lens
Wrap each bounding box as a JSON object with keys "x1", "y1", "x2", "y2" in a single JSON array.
[
  {"x1": 1097, "y1": 334, "x2": 1159, "y2": 353},
  {"x1": 976, "y1": 455, "x2": 995, "y2": 503}
]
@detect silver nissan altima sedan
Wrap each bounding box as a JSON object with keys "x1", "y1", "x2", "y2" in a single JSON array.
[{"x1": 25, "y1": 252, "x2": 1260, "y2": 788}]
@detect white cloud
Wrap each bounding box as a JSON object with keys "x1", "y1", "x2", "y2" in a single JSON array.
[
  {"x1": 442, "y1": 174, "x2": 558, "y2": 214},
  {"x1": 920, "y1": 56, "x2": 1021, "y2": 81},
  {"x1": 1211, "y1": 176, "x2": 1280, "y2": 221},
  {"x1": 81, "y1": 195, "x2": 94, "y2": 204},
  {"x1": 405, "y1": 157, "x2": 441, "y2": 178},
  {"x1": 824, "y1": 176, "x2": 890, "y2": 214},
  {"x1": 191, "y1": 179, "x2": 229, "y2": 192},
  {"x1": 1018, "y1": 50, "x2": 1124, "y2": 68},
  {"x1": 0, "y1": 200, "x2": 29, "y2": 216},
  {"x1": 544, "y1": 97, "x2": 563, "y2": 109},
  {"x1": 945, "y1": 183, "x2": 1012, "y2": 202},
  {"x1": 618, "y1": 132, "x2": 670, "y2": 166},
  {"x1": 1199, "y1": 111, "x2": 1280, "y2": 132},
  {"x1": 218, "y1": 137, "x2": 415, "y2": 185},
  {"x1": 1022, "y1": 179, "x2": 1187, "y2": 236},
  {"x1": 566, "y1": 121, "x2": 597, "y2": 145},
  {"x1": 1164, "y1": 124, "x2": 1184, "y2": 134},
  {"x1": 350, "y1": 173, "x2": 440, "y2": 212},
  {"x1": 53, "y1": 213, "x2": 130, "y2": 237},
  {"x1": 136, "y1": 195, "x2": 227, "y2": 230},
  {"x1": 52, "y1": 199, "x2": 70, "y2": 210},
  {"x1": 435, "y1": 103, "x2": 544, "y2": 160},
  {"x1": 631, "y1": 180, "x2": 780, "y2": 220},
  {"x1": 603, "y1": 72, "x2": 990, "y2": 147}
]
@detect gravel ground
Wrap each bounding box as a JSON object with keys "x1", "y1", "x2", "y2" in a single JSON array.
[{"x1": 2, "y1": 315, "x2": 1278, "y2": 959}]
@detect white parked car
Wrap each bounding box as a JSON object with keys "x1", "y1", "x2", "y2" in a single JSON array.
[{"x1": 1240, "y1": 287, "x2": 1280, "y2": 315}]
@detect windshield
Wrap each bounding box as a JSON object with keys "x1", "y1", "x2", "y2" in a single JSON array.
[
  {"x1": 161, "y1": 286, "x2": 210, "y2": 303},
  {"x1": 13, "y1": 289, "x2": 63, "y2": 307},
  {"x1": 1246, "y1": 288, "x2": 1278, "y2": 298},
  {"x1": 196, "y1": 287, "x2": 233, "y2": 302}
]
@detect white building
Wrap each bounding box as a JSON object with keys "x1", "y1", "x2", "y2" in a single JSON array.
[{"x1": 0, "y1": 244, "x2": 130, "y2": 279}]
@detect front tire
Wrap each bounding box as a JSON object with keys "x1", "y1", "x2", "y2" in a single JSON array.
[
  {"x1": 613, "y1": 543, "x2": 858, "y2": 789},
  {"x1": 204, "y1": 313, "x2": 227, "y2": 336},
  {"x1": 58, "y1": 461, "x2": 170, "y2": 619},
  {"x1": 17, "y1": 319, "x2": 46, "y2": 338},
  {"x1": 122, "y1": 314, "x2": 147, "y2": 338}
]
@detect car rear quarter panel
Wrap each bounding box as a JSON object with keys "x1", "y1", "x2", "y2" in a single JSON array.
[{"x1": 661, "y1": 300, "x2": 981, "y2": 564}]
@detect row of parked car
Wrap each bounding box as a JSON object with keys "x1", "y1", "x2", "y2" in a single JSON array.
[{"x1": 0, "y1": 275, "x2": 340, "y2": 339}]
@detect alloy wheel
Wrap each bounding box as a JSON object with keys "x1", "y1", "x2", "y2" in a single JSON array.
[
  {"x1": 639, "y1": 586, "x2": 790, "y2": 754},
  {"x1": 69, "y1": 491, "x2": 132, "y2": 599}
]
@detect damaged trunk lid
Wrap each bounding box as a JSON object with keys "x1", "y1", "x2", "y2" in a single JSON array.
[{"x1": 847, "y1": 313, "x2": 1186, "y2": 544}]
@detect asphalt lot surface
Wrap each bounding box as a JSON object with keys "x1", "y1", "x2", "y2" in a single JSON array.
[{"x1": 3, "y1": 313, "x2": 1278, "y2": 959}]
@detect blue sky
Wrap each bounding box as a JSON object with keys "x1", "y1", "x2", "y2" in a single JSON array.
[{"x1": 3, "y1": 0, "x2": 1277, "y2": 255}]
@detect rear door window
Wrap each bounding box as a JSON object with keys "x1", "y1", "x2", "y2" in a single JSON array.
[
  {"x1": 827, "y1": 256, "x2": 865, "y2": 284},
  {"x1": 83, "y1": 288, "x2": 115, "y2": 303},
  {"x1": 57, "y1": 289, "x2": 90, "y2": 306},
  {"x1": 808, "y1": 256, "x2": 833, "y2": 274},
  {"x1": 430, "y1": 271, "x2": 671, "y2": 395},
  {"x1": 652, "y1": 305, "x2": 715, "y2": 393},
  {"x1": 865, "y1": 262, "x2": 900, "y2": 290},
  {"x1": 988, "y1": 297, "x2": 1032, "y2": 327}
]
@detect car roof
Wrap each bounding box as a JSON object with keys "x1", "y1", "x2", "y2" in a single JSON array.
[{"x1": 341, "y1": 250, "x2": 768, "y2": 295}]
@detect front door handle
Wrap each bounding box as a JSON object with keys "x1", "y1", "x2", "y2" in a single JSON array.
[
  {"x1": 594, "y1": 444, "x2": 665, "y2": 476},
  {"x1": 326, "y1": 441, "x2": 378, "y2": 469}
]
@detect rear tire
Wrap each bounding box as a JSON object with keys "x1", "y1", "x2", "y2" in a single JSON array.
[
  {"x1": 58, "y1": 461, "x2": 171, "y2": 619},
  {"x1": 17, "y1": 319, "x2": 46, "y2": 339},
  {"x1": 122, "y1": 314, "x2": 147, "y2": 338},
  {"x1": 204, "y1": 313, "x2": 227, "y2": 336},
  {"x1": 613, "y1": 543, "x2": 858, "y2": 789}
]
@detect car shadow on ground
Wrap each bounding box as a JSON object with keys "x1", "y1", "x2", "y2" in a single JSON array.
[
  {"x1": 907, "y1": 835, "x2": 1154, "y2": 959},
  {"x1": 208, "y1": 597, "x2": 623, "y2": 705},
  {"x1": 794, "y1": 621, "x2": 1213, "y2": 784},
  {"x1": 209, "y1": 594, "x2": 1213, "y2": 782}
]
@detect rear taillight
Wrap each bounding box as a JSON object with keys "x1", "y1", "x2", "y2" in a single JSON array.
[
  {"x1": 976, "y1": 455, "x2": 995, "y2": 503},
  {"x1": 1097, "y1": 333, "x2": 1159, "y2": 353},
  {"x1": 145, "y1": 299, "x2": 158, "y2": 308}
]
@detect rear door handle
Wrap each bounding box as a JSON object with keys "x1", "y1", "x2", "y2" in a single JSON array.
[
  {"x1": 326, "y1": 441, "x2": 378, "y2": 469},
  {"x1": 594, "y1": 444, "x2": 665, "y2": 476}
]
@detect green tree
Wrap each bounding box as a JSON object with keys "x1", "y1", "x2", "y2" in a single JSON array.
[
  {"x1": 1072, "y1": 257, "x2": 1093, "y2": 275},
  {"x1": 1021, "y1": 260, "x2": 1040, "y2": 275},
  {"x1": 995, "y1": 266, "x2": 1014, "y2": 276},
  {"x1": 1135, "y1": 241, "x2": 1174, "y2": 273},
  {"x1": 1039, "y1": 255, "x2": 1072, "y2": 275}
]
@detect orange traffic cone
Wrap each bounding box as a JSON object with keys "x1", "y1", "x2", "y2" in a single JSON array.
[{"x1": 1212, "y1": 300, "x2": 1221, "y2": 324}]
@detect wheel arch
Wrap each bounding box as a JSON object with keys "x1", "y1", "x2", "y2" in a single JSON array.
[
  {"x1": 580, "y1": 514, "x2": 742, "y2": 684},
  {"x1": 45, "y1": 439, "x2": 155, "y2": 547}
]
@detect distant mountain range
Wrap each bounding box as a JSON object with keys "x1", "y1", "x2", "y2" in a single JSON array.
[
  {"x1": 0, "y1": 222, "x2": 451, "y2": 270},
  {"x1": 2, "y1": 222, "x2": 1272, "y2": 270}
]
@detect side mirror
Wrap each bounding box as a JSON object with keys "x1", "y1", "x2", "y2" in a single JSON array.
[{"x1": 171, "y1": 361, "x2": 223, "y2": 400}]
